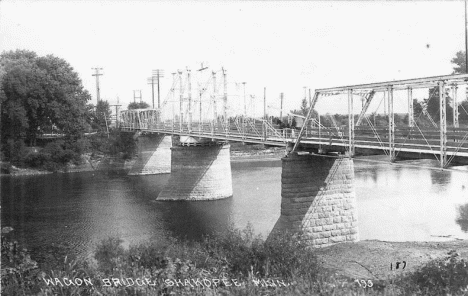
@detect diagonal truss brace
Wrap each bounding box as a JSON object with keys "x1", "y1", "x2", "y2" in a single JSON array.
[
  {"x1": 355, "y1": 90, "x2": 376, "y2": 126},
  {"x1": 290, "y1": 92, "x2": 320, "y2": 154}
]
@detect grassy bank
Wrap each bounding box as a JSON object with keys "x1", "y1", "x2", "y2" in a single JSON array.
[{"x1": 2, "y1": 226, "x2": 468, "y2": 296}]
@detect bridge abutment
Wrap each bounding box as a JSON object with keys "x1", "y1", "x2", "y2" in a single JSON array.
[
  {"x1": 128, "y1": 133, "x2": 172, "y2": 175},
  {"x1": 270, "y1": 153, "x2": 359, "y2": 247},
  {"x1": 156, "y1": 143, "x2": 233, "y2": 200}
]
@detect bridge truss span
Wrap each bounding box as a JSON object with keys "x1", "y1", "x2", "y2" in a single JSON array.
[
  {"x1": 292, "y1": 73, "x2": 468, "y2": 168},
  {"x1": 120, "y1": 73, "x2": 468, "y2": 169}
]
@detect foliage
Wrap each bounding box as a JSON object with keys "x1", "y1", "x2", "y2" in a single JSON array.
[
  {"x1": 128, "y1": 101, "x2": 150, "y2": 110},
  {"x1": 1, "y1": 229, "x2": 41, "y2": 295},
  {"x1": 2, "y1": 139, "x2": 28, "y2": 165},
  {"x1": 23, "y1": 140, "x2": 81, "y2": 172},
  {"x1": 0, "y1": 49, "x2": 91, "y2": 146},
  {"x1": 3, "y1": 225, "x2": 468, "y2": 295},
  {"x1": 413, "y1": 99, "x2": 423, "y2": 117},
  {"x1": 451, "y1": 51, "x2": 467, "y2": 74},
  {"x1": 422, "y1": 87, "x2": 453, "y2": 124},
  {"x1": 87, "y1": 100, "x2": 112, "y2": 132},
  {"x1": 88, "y1": 130, "x2": 136, "y2": 159},
  {"x1": 300, "y1": 98, "x2": 309, "y2": 117},
  {"x1": 395, "y1": 250, "x2": 468, "y2": 295},
  {"x1": 459, "y1": 100, "x2": 468, "y2": 123}
]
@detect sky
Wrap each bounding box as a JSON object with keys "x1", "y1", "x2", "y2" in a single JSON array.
[{"x1": 0, "y1": 0, "x2": 467, "y2": 118}]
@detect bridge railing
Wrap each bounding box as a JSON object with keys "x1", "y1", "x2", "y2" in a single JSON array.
[{"x1": 118, "y1": 109, "x2": 468, "y2": 159}]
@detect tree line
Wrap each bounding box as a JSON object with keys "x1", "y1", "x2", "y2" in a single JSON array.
[{"x1": 0, "y1": 50, "x2": 143, "y2": 171}]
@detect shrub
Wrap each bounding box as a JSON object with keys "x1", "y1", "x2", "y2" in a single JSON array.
[
  {"x1": 3, "y1": 226, "x2": 468, "y2": 295},
  {"x1": 2, "y1": 139, "x2": 27, "y2": 165},
  {"x1": 171, "y1": 225, "x2": 319, "y2": 280},
  {"x1": 1, "y1": 229, "x2": 41, "y2": 295},
  {"x1": 397, "y1": 250, "x2": 468, "y2": 295},
  {"x1": 88, "y1": 130, "x2": 136, "y2": 159},
  {"x1": 65, "y1": 137, "x2": 91, "y2": 157},
  {"x1": 24, "y1": 152, "x2": 51, "y2": 168}
]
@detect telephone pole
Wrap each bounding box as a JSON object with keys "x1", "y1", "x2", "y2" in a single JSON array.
[
  {"x1": 148, "y1": 69, "x2": 165, "y2": 109},
  {"x1": 242, "y1": 82, "x2": 247, "y2": 117},
  {"x1": 222, "y1": 68, "x2": 228, "y2": 129},
  {"x1": 147, "y1": 76, "x2": 156, "y2": 108},
  {"x1": 91, "y1": 68, "x2": 103, "y2": 104},
  {"x1": 280, "y1": 93, "x2": 284, "y2": 122},
  {"x1": 465, "y1": 0, "x2": 468, "y2": 73},
  {"x1": 133, "y1": 90, "x2": 142, "y2": 104},
  {"x1": 110, "y1": 98, "x2": 122, "y2": 127}
]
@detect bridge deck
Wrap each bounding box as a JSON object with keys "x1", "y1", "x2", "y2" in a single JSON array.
[{"x1": 120, "y1": 123, "x2": 468, "y2": 164}]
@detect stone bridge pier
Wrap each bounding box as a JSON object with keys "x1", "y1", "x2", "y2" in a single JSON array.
[
  {"x1": 128, "y1": 133, "x2": 172, "y2": 175},
  {"x1": 156, "y1": 137, "x2": 233, "y2": 201},
  {"x1": 270, "y1": 153, "x2": 359, "y2": 247}
]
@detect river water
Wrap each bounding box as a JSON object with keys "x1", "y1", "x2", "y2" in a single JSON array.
[{"x1": 1, "y1": 156, "x2": 468, "y2": 261}]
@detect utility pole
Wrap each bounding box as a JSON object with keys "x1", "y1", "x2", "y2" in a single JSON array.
[
  {"x1": 242, "y1": 82, "x2": 247, "y2": 118},
  {"x1": 242, "y1": 82, "x2": 247, "y2": 139},
  {"x1": 179, "y1": 70, "x2": 183, "y2": 131},
  {"x1": 153, "y1": 70, "x2": 165, "y2": 108},
  {"x1": 197, "y1": 65, "x2": 209, "y2": 132},
  {"x1": 171, "y1": 72, "x2": 176, "y2": 131},
  {"x1": 187, "y1": 69, "x2": 192, "y2": 132},
  {"x1": 212, "y1": 71, "x2": 217, "y2": 133},
  {"x1": 148, "y1": 76, "x2": 156, "y2": 108},
  {"x1": 110, "y1": 100, "x2": 122, "y2": 127},
  {"x1": 222, "y1": 67, "x2": 228, "y2": 133},
  {"x1": 309, "y1": 89, "x2": 312, "y2": 128},
  {"x1": 280, "y1": 93, "x2": 284, "y2": 122},
  {"x1": 92, "y1": 68, "x2": 103, "y2": 104},
  {"x1": 465, "y1": 0, "x2": 468, "y2": 73},
  {"x1": 148, "y1": 70, "x2": 164, "y2": 109},
  {"x1": 303, "y1": 86, "x2": 307, "y2": 104},
  {"x1": 133, "y1": 90, "x2": 142, "y2": 104}
]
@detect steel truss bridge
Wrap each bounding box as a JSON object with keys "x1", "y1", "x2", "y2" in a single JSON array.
[{"x1": 120, "y1": 73, "x2": 468, "y2": 168}]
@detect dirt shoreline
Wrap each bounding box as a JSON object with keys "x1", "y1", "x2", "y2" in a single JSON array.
[{"x1": 315, "y1": 239, "x2": 468, "y2": 280}]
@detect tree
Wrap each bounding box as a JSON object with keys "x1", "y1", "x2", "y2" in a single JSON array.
[
  {"x1": 423, "y1": 87, "x2": 453, "y2": 124},
  {"x1": 451, "y1": 51, "x2": 468, "y2": 124},
  {"x1": 459, "y1": 100, "x2": 468, "y2": 123},
  {"x1": 0, "y1": 50, "x2": 91, "y2": 145},
  {"x1": 451, "y1": 51, "x2": 466, "y2": 74},
  {"x1": 413, "y1": 99, "x2": 423, "y2": 116},
  {"x1": 300, "y1": 98, "x2": 308, "y2": 117},
  {"x1": 128, "y1": 101, "x2": 150, "y2": 110},
  {"x1": 95, "y1": 100, "x2": 111, "y2": 131}
]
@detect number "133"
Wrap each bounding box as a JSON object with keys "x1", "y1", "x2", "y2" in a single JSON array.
[{"x1": 355, "y1": 279, "x2": 373, "y2": 288}]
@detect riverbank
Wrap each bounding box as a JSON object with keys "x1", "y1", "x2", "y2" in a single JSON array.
[
  {"x1": 1, "y1": 143, "x2": 285, "y2": 176},
  {"x1": 315, "y1": 239, "x2": 468, "y2": 280},
  {"x1": 2, "y1": 226, "x2": 467, "y2": 295},
  {"x1": 0, "y1": 153, "x2": 135, "y2": 176}
]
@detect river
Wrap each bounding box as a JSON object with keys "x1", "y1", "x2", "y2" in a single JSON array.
[{"x1": 1, "y1": 156, "x2": 468, "y2": 261}]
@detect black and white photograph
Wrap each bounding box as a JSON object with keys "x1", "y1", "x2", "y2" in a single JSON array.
[{"x1": 1, "y1": 1, "x2": 468, "y2": 295}]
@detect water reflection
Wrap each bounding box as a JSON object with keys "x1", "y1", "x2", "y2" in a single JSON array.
[
  {"x1": 456, "y1": 203, "x2": 468, "y2": 232},
  {"x1": 430, "y1": 169, "x2": 452, "y2": 187},
  {"x1": 1, "y1": 158, "x2": 467, "y2": 261}
]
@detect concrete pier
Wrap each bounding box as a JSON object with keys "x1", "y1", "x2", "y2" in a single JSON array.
[
  {"x1": 156, "y1": 143, "x2": 233, "y2": 200},
  {"x1": 270, "y1": 153, "x2": 358, "y2": 247},
  {"x1": 128, "y1": 134, "x2": 171, "y2": 175}
]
